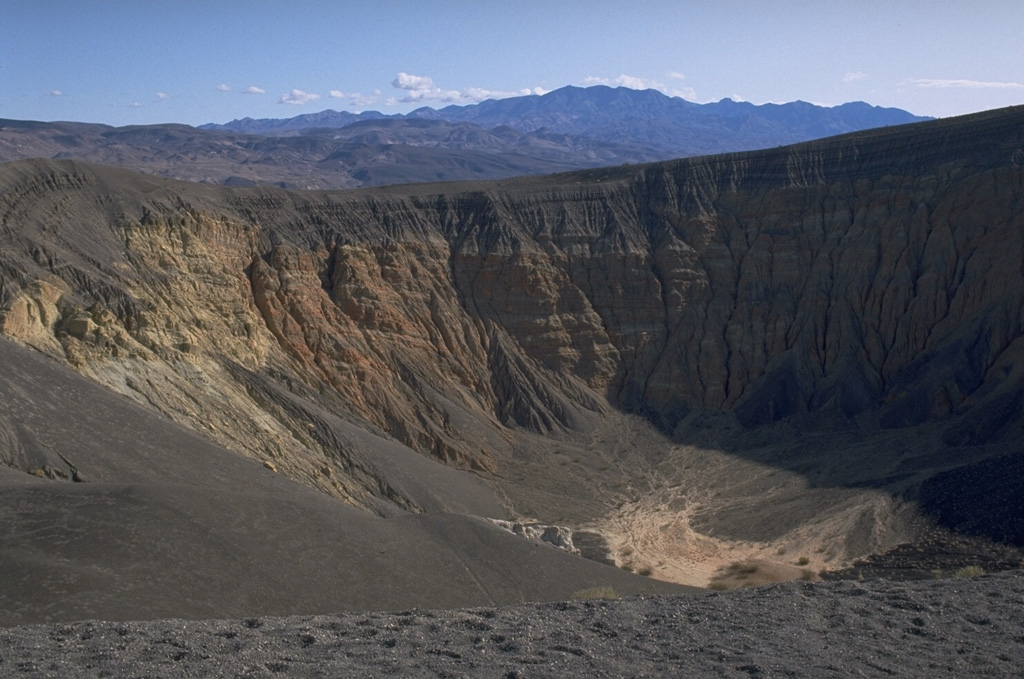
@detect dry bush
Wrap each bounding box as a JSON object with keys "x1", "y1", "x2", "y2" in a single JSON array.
[
  {"x1": 570, "y1": 586, "x2": 618, "y2": 600},
  {"x1": 953, "y1": 565, "x2": 984, "y2": 579},
  {"x1": 730, "y1": 562, "x2": 759, "y2": 576}
]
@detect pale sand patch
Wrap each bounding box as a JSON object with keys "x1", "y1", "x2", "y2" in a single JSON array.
[
  {"x1": 590, "y1": 480, "x2": 917, "y2": 588},
  {"x1": 596, "y1": 493, "x2": 732, "y2": 586}
]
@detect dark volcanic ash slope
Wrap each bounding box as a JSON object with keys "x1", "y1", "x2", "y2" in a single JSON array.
[
  {"x1": 0, "y1": 335, "x2": 690, "y2": 627},
  {"x1": 2, "y1": 572, "x2": 1021, "y2": 678},
  {"x1": 0, "y1": 107, "x2": 1021, "y2": 613}
]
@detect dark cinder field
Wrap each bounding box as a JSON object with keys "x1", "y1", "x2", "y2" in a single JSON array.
[{"x1": 2, "y1": 572, "x2": 1021, "y2": 678}]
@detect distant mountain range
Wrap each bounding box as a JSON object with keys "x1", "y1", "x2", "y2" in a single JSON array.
[
  {"x1": 202, "y1": 85, "x2": 931, "y2": 158},
  {"x1": 2, "y1": 85, "x2": 932, "y2": 189}
]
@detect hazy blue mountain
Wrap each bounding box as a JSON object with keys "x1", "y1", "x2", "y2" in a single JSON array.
[
  {"x1": 0, "y1": 116, "x2": 654, "y2": 189},
  {"x1": 3, "y1": 86, "x2": 934, "y2": 190},
  {"x1": 203, "y1": 85, "x2": 931, "y2": 158},
  {"x1": 200, "y1": 109, "x2": 392, "y2": 135}
]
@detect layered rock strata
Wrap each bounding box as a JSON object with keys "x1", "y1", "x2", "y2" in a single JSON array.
[{"x1": 0, "y1": 107, "x2": 1020, "y2": 549}]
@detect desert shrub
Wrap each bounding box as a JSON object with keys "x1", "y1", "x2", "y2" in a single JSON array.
[
  {"x1": 637, "y1": 566, "x2": 653, "y2": 576},
  {"x1": 708, "y1": 581, "x2": 729, "y2": 591},
  {"x1": 800, "y1": 569, "x2": 816, "y2": 581},
  {"x1": 930, "y1": 569, "x2": 943, "y2": 579},
  {"x1": 729, "y1": 562, "x2": 758, "y2": 576},
  {"x1": 797, "y1": 556, "x2": 810, "y2": 566},
  {"x1": 570, "y1": 586, "x2": 618, "y2": 600},
  {"x1": 953, "y1": 565, "x2": 984, "y2": 579}
]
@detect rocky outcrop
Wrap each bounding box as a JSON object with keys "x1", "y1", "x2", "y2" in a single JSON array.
[
  {"x1": 490, "y1": 519, "x2": 581, "y2": 554},
  {"x1": 0, "y1": 107, "x2": 1021, "y2": 523}
]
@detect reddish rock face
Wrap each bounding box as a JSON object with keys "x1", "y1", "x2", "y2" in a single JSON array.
[{"x1": 0, "y1": 108, "x2": 1021, "y2": 513}]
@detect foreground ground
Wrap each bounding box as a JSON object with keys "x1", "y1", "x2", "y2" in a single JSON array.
[{"x1": 2, "y1": 571, "x2": 1020, "y2": 678}]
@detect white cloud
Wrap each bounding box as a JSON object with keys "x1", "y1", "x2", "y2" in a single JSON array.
[
  {"x1": 156, "y1": 92, "x2": 170, "y2": 100},
  {"x1": 393, "y1": 72, "x2": 436, "y2": 91},
  {"x1": 463, "y1": 86, "x2": 533, "y2": 101},
  {"x1": 129, "y1": 102, "x2": 143, "y2": 108},
  {"x1": 243, "y1": 86, "x2": 265, "y2": 95},
  {"x1": 391, "y1": 72, "x2": 545, "y2": 104},
  {"x1": 328, "y1": 89, "x2": 380, "y2": 108},
  {"x1": 462, "y1": 87, "x2": 495, "y2": 100},
  {"x1": 905, "y1": 78, "x2": 1023, "y2": 89},
  {"x1": 351, "y1": 90, "x2": 381, "y2": 108},
  {"x1": 279, "y1": 89, "x2": 321, "y2": 105},
  {"x1": 216, "y1": 84, "x2": 231, "y2": 92},
  {"x1": 669, "y1": 72, "x2": 686, "y2": 81},
  {"x1": 391, "y1": 72, "x2": 462, "y2": 103},
  {"x1": 615, "y1": 74, "x2": 649, "y2": 90},
  {"x1": 583, "y1": 74, "x2": 695, "y2": 100},
  {"x1": 49, "y1": 89, "x2": 63, "y2": 96},
  {"x1": 843, "y1": 71, "x2": 867, "y2": 83}
]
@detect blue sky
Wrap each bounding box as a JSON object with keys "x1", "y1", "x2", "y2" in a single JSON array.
[{"x1": 2, "y1": 1, "x2": 1021, "y2": 127}]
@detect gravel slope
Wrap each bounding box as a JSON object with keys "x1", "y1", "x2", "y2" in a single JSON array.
[
  {"x1": 0, "y1": 337, "x2": 690, "y2": 627},
  {"x1": 2, "y1": 571, "x2": 1020, "y2": 678}
]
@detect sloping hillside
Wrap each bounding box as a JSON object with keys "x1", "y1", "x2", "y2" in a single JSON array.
[{"x1": 0, "y1": 108, "x2": 1020, "y2": 622}]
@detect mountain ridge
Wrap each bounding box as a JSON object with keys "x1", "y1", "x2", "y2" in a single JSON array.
[
  {"x1": 203, "y1": 86, "x2": 928, "y2": 144},
  {"x1": 1, "y1": 86, "x2": 932, "y2": 190}
]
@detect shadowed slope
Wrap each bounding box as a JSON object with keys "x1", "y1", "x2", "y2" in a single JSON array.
[{"x1": 0, "y1": 337, "x2": 691, "y2": 626}]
